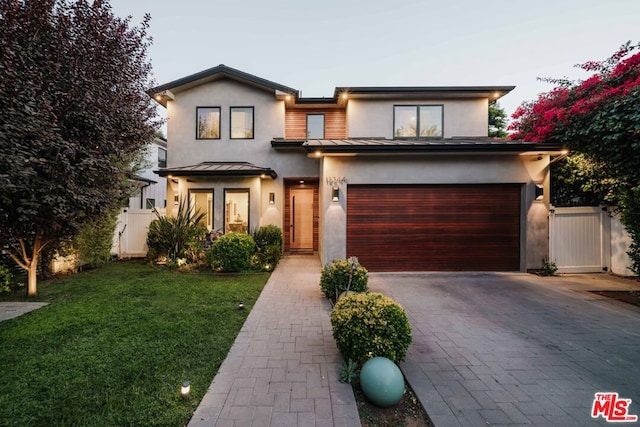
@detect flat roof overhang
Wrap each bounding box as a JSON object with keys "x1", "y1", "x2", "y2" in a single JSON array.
[
  {"x1": 156, "y1": 162, "x2": 277, "y2": 179},
  {"x1": 298, "y1": 138, "x2": 565, "y2": 155}
]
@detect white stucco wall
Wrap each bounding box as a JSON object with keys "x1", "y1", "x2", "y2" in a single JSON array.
[
  {"x1": 346, "y1": 98, "x2": 488, "y2": 138},
  {"x1": 610, "y1": 211, "x2": 634, "y2": 276},
  {"x1": 164, "y1": 78, "x2": 319, "y2": 230},
  {"x1": 318, "y1": 153, "x2": 550, "y2": 271}
]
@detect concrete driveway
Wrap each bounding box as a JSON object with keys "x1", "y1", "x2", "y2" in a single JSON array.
[{"x1": 369, "y1": 272, "x2": 640, "y2": 426}]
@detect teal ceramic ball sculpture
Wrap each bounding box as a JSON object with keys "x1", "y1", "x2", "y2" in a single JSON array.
[{"x1": 359, "y1": 356, "x2": 405, "y2": 407}]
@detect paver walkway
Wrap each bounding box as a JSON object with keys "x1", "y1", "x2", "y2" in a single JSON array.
[
  {"x1": 0, "y1": 302, "x2": 48, "y2": 322},
  {"x1": 370, "y1": 272, "x2": 640, "y2": 427},
  {"x1": 188, "y1": 255, "x2": 359, "y2": 427}
]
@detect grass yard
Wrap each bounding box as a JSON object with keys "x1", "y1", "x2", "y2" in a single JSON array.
[{"x1": 0, "y1": 261, "x2": 269, "y2": 426}]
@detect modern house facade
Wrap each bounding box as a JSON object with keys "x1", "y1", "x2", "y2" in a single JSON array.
[{"x1": 150, "y1": 65, "x2": 563, "y2": 272}]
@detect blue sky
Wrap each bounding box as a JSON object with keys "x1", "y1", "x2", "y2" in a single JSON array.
[{"x1": 110, "y1": 0, "x2": 640, "y2": 123}]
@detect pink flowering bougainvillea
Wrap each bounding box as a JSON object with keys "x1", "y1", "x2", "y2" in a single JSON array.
[{"x1": 510, "y1": 41, "x2": 640, "y2": 273}]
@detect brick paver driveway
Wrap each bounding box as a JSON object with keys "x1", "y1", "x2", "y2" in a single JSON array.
[{"x1": 369, "y1": 272, "x2": 640, "y2": 426}]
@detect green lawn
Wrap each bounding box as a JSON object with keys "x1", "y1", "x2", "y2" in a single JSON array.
[{"x1": 0, "y1": 261, "x2": 269, "y2": 426}]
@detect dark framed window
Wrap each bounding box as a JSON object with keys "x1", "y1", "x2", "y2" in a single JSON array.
[
  {"x1": 224, "y1": 188, "x2": 249, "y2": 233},
  {"x1": 158, "y1": 148, "x2": 167, "y2": 168},
  {"x1": 306, "y1": 114, "x2": 325, "y2": 139},
  {"x1": 394, "y1": 105, "x2": 443, "y2": 138},
  {"x1": 188, "y1": 189, "x2": 214, "y2": 231},
  {"x1": 230, "y1": 107, "x2": 254, "y2": 139},
  {"x1": 145, "y1": 198, "x2": 155, "y2": 209},
  {"x1": 196, "y1": 107, "x2": 221, "y2": 139}
]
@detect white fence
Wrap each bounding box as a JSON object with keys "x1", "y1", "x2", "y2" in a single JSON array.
[
  {"x1": 549, "y1": 206, "x2": 634, "y2": 275},
  {"x1": 111, "y1": 208, "x2": 164, "y2": 258}
]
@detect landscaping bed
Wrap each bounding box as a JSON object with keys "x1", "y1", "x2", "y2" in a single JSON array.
[{"x1": 355, "y1": 381, "x2": 432, "y2": 427}]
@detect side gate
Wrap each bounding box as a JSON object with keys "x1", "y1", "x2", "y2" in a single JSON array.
[{"x1": 549, "y1": 206, "x2": 610, "y2": 273}]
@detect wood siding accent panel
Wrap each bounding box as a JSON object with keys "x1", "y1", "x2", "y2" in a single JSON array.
[
  {"x1": 284, "y1": 182, "x2": 319, "y2": 252},
  {"x1": 285, "y1": 109, "x2": 346, "y2": 140},
  {"x1": 347, "y1": 184, "x2": 521, "y2": 272}
]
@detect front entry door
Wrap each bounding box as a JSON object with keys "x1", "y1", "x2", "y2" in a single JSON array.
[{"x1": 290, "y1": 189, "x2": 313, "y2": 250}]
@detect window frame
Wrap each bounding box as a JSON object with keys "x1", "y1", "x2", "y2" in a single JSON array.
[
  {"x1": 145, "y1": 198, "x2": 156, "y2": 209},
  {"x1": 393, "y1": 104, "x2": 444, "y2": 139},
  {"x1": 230, "y1": 106, "x2": 255, "y2": 139},
  {"x1": 224, "y1": 188, "x2": 250, "y2": 234},
  {"x1": 158, "y1": 147, "x2": 167, "y2": 168},
  {"x1": 196, "y1": 106, "x2": 221, "y2": 140},
  {"x1": 306, "y1": 113, "x2": 325, "y2": 139},
  {"x1": 188, "y1": 188, "x2": 215, "y2": 231}
]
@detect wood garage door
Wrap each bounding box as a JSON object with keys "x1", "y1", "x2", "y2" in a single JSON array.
[{"x1": 347, "y1": 184, "x2": 521, "y2": 271}]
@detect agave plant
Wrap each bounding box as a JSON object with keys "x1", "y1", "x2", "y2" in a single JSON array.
[{"x1": 147, "y1": 198, "x2": 207, "y2": 263}]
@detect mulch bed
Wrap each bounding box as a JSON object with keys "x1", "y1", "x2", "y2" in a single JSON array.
[
  {"x1": 591, "y1": 290, "x2": 640, "y2": 307},
  {"x1": 354, "y1": 380, "x2": 432, "y2": 427}
]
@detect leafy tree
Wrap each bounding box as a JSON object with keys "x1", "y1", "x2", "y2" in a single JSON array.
[
  {"x1": 488, "y1": 102, "x2": 508, "y2": 138},
  {"x1": 0, "y1": 0, "x2": 159, "y2": 295},
  {"x1": 509, "y1": 41, "x2": 640, "y2": 272}
]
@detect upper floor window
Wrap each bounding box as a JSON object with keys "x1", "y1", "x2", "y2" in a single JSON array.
[
  {"x1": 230, "y1": 107, "x2": 254, "y2": 139},
  {"x1": 158, "y1": 147, "x2": 167, "y2": 168},
  {"x1": 196, "y1": 107, "x2": 221, "y2": 139},
  {"x1": 394, "y1": 105, "x2": 443, "y2": 138},
  {"x1": 306, "y1": 114, "x2": 325, "y2": 139}
]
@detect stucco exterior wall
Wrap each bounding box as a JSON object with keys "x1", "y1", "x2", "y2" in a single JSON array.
[
  {"x1": 346, "y1": 98, "x2": 488, "y2": 138},
  {"x1": 164, "y1": 79, "x2": 319, "y2": 231},
  {"x1": 319, "y1": 154, "x2": 550, "y2": 271}
]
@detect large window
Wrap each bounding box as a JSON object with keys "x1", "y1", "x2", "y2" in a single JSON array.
[
  {"x1": 224, "y1": 189, "x2": 249, "y2": 233},
  {"x1": 306, "y1": 114, "x2": 325, "y2": 139},
  {"x1": 196, "y1": 107, "x2": 221, "y2": 139},
  {"x1": 230, "y1": 107, "x2": 254, "y2": 139},
  {"x1": 394, "y1": 105, "x2": 443, "y2": 138},
  {"x1": 189, "y1": 189, "x2": 214, "y2": 231},
  {"x1": 158, "y1": 148, "x2": 166, "y2": 168}
]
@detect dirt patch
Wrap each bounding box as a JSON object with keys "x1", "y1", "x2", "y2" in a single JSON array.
[
  {"x1": 591, "y1": 290, "x2": 640, "y2": 307},
  {"x1": 354, "y1": 380, "x2": 432, "y2": 427}
]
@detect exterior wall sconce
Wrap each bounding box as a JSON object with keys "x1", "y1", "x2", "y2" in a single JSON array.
[
  {"x1": 181, "y1": 381, "x2": 190, "y2": 398},
  {"x1": 535, "y1": 184, "x2": 544, "y2": 201},
  {"x1": 269, "y1": 192, "x2": 275, "y2": 205},
  {"x1": 332, "y1": 187, "x2": 340, "y2": 202}
]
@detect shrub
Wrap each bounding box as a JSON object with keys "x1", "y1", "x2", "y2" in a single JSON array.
[
  {"x1": 320, "y1": 257, "x2": 368, "y2": 302},
  {"x1": 251, "y1": 225, "x2": 283, "y2": 271},
  {"x1": 207, "y1": 232, "x2": 256, "y2": 272},
  {"x1": 0, "y1": 264, "x2": 12, "y2": 294},
  {"x1": 74, "y1": 210, "x2": 118, "y2": 269},
  {"x1": 146, "y1": 199, "x2": 207, "y2": 263},
  {"x1": 330, "y1": 292, "x2": 412, "y2": 365}
]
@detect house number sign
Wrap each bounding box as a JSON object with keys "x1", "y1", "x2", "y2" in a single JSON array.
[{"x1": 326, "y1": 176, "x2": 347, "y2": 186}]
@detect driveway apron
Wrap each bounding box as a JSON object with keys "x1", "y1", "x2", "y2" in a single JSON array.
[
  {"x1": 188, "y1": 255, "x2": 359, "y2": 427},
  {"x1": 369, "y1": 272, "x2": 640, "y2": 427}
]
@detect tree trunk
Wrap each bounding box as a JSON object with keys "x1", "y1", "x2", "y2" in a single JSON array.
[
  {"x1": 27, "y1": 257, "x2": 39, "y2": 297},
  {"x1": 5, "y1": 236, "x2": 45, "y2": 297}
]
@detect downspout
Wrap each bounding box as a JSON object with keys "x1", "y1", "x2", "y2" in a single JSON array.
[{"x1": 140, "y1": 182, "x2": 152, "y2": 209}]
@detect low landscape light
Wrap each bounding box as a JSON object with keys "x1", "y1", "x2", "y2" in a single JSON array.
[{"x1": 181, "y1": 381, "x2": 190, "y2": 398}]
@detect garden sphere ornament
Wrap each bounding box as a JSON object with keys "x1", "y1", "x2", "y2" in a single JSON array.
[{"x1": 359, "y1": 356, "x2": 405, "y2": 407}]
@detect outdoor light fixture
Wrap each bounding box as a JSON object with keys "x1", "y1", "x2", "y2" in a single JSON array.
[
  {"x1": 238, "y1": 302, "x2": 245, "y2": 310},
  {"x1": 332, "y1": 187, "x2": 340, "y2": 202},
  {"x1": 269, "y1": 192, "x2": 275, "y2": 205},
  {"x1": 535, "y1": 184, "x2": 544, "y2": 201},
  {"x1": 181, "y1": 381, "x2": 190, "y2": 398}
]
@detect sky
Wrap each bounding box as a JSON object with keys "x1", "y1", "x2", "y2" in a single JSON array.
[{"x1": 109, "y1": 0, "x2": 640, "y2": 125}]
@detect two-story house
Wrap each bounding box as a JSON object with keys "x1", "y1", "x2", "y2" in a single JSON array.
[{"x1": 149, "y1": 65, "x2": 563, "y2": 272}]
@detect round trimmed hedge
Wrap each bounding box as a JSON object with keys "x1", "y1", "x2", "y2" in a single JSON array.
[
  {"x1": 206, "y1": 232, "x2": 255, "y2": 272},
  {"x1": 330, "y1": 292, "x2": 412, "y2": 365},
  {"x1": 320, "y1": 257, "x2": 368, "y2": 301}
]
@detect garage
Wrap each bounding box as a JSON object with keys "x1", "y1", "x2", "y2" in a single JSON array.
[{"x1": 346, "y1": 184, "x2": 521, "y2": 272}]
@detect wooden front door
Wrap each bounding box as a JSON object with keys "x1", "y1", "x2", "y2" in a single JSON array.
[{"x1": 290, "y1": 188, "x2": 313, "y2": 250}]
